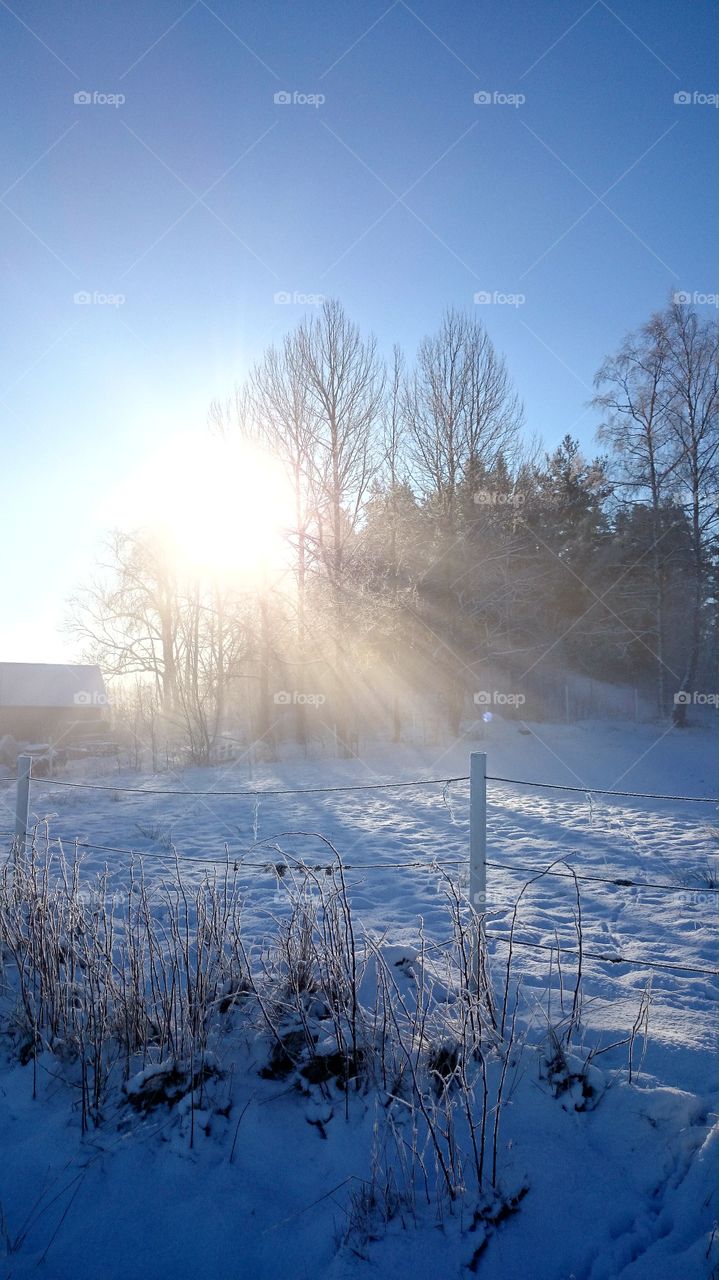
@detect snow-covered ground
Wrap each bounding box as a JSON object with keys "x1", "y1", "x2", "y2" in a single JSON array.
[{"x1": 0, "y1": 717, "x2": 717, "y2": 1279}]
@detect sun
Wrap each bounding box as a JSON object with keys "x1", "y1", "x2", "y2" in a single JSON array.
[{"x1": 118, "y1": 432, "x2": 295, "y2": 580}]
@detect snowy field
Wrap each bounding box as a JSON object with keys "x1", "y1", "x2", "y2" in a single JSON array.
[{"x1": 0, "y1": 717, "x2": 717, "y2": 1280}]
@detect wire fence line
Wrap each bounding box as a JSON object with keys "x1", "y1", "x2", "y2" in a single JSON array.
[
  {"x1": 487, "y1": 777, "x2": 719, "y2": 804},
  {"x1": 6, "y1": 831, "x2": 717, "y2": 981},
  {"x1": 43, "y1": 836, "x2": 468, "y2": 875},
  {"x1": 4, "y1": 774, "x2": 469, "y2": 797},
  {"x1": 3, "y1": 759, "x2": 718, "y2": 985},
  {"x1": 12, "y1": 832, "x2": 717, "y2": 898},
  {"x1": 2, "y1": 770, "x2": 718, "y2": 802},
  {"x1": 486, "y1": 934, "x2": 719, "y2": 979},
  {"x1": 486, "y1": 860, "x2": 719, "y2": 893},
  {"x1": 3, "y1": 763, "x2": 717, "y2": 892}
]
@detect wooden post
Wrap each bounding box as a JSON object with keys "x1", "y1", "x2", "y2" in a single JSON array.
[
  {"x1": 469, "y1": 752, "x2": 487, "y2": 989},
  {"x1": 15, "y1": 753, "x2": 31, "y2": 860}
]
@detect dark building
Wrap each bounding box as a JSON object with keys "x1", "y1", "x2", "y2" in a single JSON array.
[{"x1": 0, "y1": 662, "x2": 108, "y2": 743}]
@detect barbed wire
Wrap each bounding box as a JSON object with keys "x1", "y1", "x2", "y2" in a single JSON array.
[
  {"x1": 9, "y1": 836, "x2": 718, "y2": 978},
  {"x1": 11, "y1": 832, "x2": 716, "y2": 904},
  {"x1": 6, "y1": 829, "x2": 717, "y2": 977},
  {"x1": 485, "y1": 859, "x2": 719, "y2": 894},
  {"x1": 36, "y1": 833, "x2": 465, "y2": 874},
  {"x1": 486, "y1": 932, "x2": 719, "y2": 979}
]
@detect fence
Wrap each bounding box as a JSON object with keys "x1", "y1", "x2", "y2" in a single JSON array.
[{"x1": 7, "y1": 752, "x2": 719, "y2": 984}]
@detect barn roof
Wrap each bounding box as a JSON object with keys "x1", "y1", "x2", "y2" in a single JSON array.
[{"x1": 0, "y1": 663, "x2": 106, "y2": 709}]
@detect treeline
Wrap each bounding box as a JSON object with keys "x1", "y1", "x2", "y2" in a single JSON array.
[{"x1": 70, "y1": 298, "x2": 718, "y2": 761}]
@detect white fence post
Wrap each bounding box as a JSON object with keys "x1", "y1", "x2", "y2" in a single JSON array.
[
  {"x1": 469, "y1": 752, "x2": 487, "y2": 987},
  {"x1": 15, "y1": 753, "x2": 31, "y2": 859}
]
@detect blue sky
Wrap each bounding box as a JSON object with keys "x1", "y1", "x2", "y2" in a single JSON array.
[{"x1": 0, "y1": 0, "x2": 716, "y2": 660}]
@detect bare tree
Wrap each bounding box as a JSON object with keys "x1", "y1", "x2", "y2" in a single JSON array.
[
  {"x1": 68, "y1": 530, "x2": 180, "y2": 715},
  {"x1": 661, "y1": 302, "x2": 719, "y2": 718},
  {"x1": 383, "y1": 344, "x2": 408, "y2": 742},
  {"x1": 249, "y1": 338, "x2": 320, "y2": 744},
  {"x1": 172, "y1": 577, "x2": 250, "y2": 763},
  {"x1": 593, "y1": 318, "x2": 680, "y2": 713},
  {"x1": 593, "y1": 300, "x2": 719, "y2": 719},
  {"x1": 69, "y1": 530, "x2": 252, "y2": 763},
  {"x1": 297, "y1": 300, "x2": 383, "y2": 579},
  {"x1": 295, "y1": 299, "x2": 384, "y2": 748},
  {"x1": 402, "y1": 310, "x2": 524, "y2": 730},
  {"x1": 406, "y1": 308, "x2": 523, "y2": 525}
]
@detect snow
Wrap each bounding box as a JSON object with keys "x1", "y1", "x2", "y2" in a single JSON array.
[{"x1": 0, "y1": 716, "x2": 716, "y2": 1279}]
